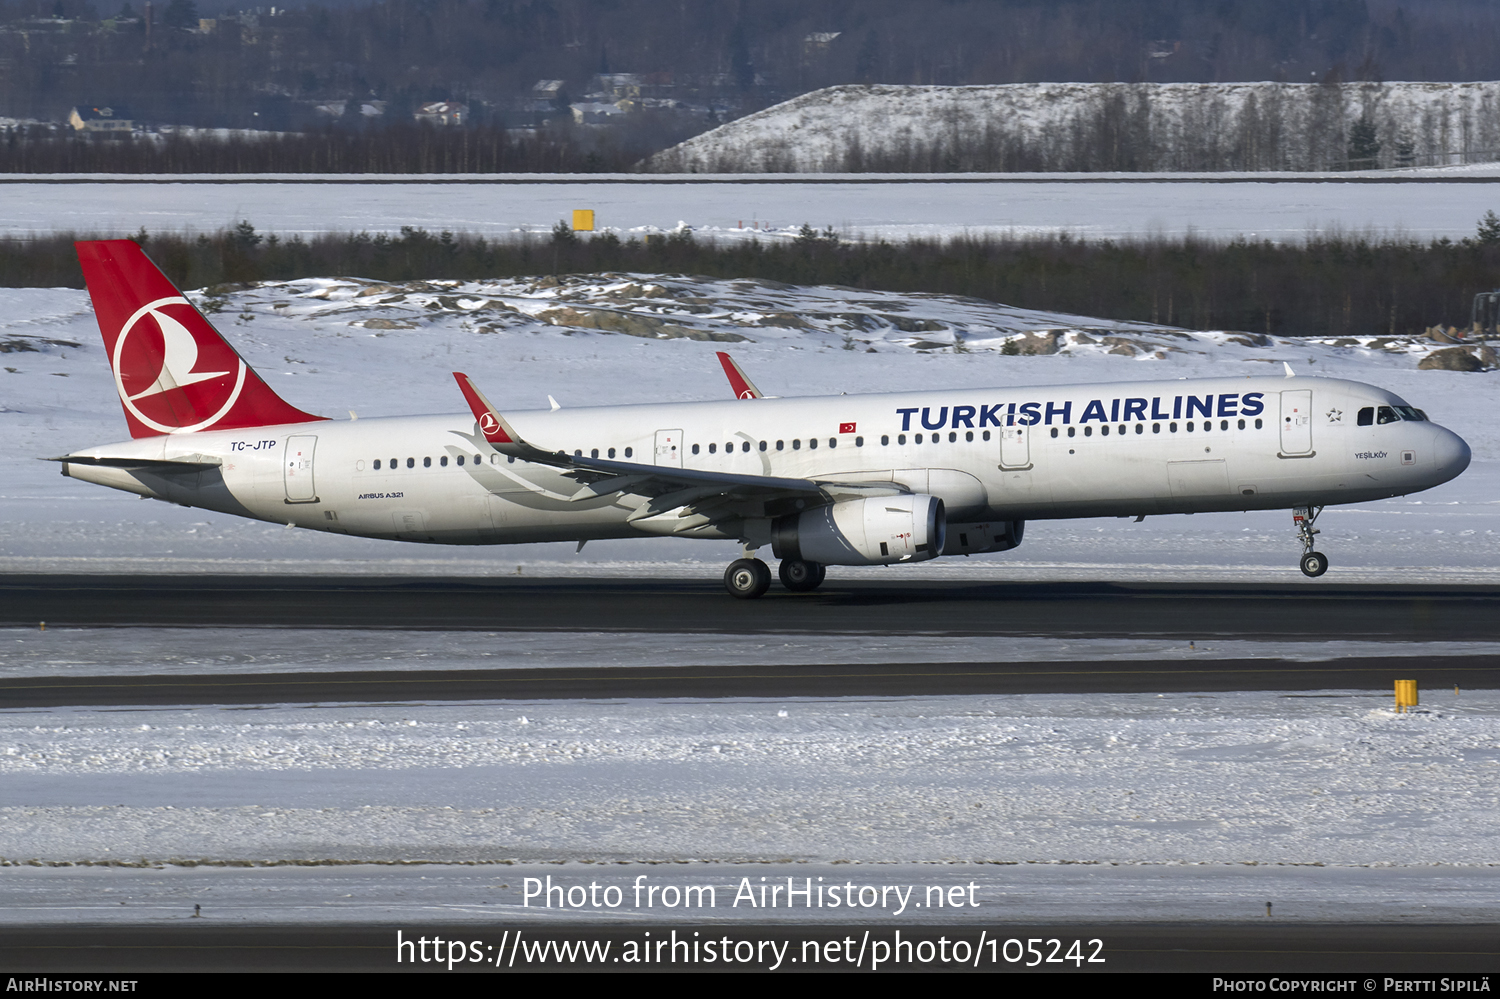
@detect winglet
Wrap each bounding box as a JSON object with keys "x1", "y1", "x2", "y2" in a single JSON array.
[
  {"x1": 1283, "y1": 361, "x2": 1296, "y2": 378},
  {"x1": 453, "y1": 372, "x2": 526, "y2": 452},
  {"x1": 716, "y1": 351, "x2": 763, "y2": 400}
]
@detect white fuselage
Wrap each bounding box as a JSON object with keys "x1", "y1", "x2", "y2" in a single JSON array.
[{"x1": 61, "y1": 375, "x2": 1471, "y2": 552}]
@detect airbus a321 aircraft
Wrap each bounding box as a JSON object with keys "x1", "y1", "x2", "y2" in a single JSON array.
[{"x1": 57, "y1": 240, "x2": 1472, "y2": 598}]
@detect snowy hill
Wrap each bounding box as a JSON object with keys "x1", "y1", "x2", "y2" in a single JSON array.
[{"x1": 651, "y1": 82, "x2": 1500, "y2": 173}]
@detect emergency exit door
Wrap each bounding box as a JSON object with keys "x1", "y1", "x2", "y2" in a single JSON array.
[
  {"x1": 999, "y1": 425, "x2": 1031, "y2": 469},
  {"x1": 655, "y1": 430, "x2": 684, "y2": 467}
]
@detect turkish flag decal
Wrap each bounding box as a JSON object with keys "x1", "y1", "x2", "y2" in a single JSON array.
[{"x1": 839, "y1": 422, "x2": 857, "y2": 434}]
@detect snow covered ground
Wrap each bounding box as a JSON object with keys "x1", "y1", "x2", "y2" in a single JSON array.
[
  {"x1": 1, "y1": 275, "x2": 1495, "y2": 579},
  {"x1": 4, "y1": 687, "x2": 1499, "y2": 923},
  {"x1": 4, "y1": 173, "x2": 1500, "y2": 244}
]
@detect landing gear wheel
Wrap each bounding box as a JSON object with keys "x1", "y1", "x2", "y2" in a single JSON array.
[
  {"x1": 778, "y1": 558, "x2": 826, "y2": 592},
  {"x1": 1300, "y1": 551, "x2": 1329, "y2": 577},
  {"x1": 724, "y1": 558, "x2": 772, "y2": 599}
]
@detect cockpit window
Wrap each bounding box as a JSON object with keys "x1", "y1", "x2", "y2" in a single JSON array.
[
  {"x1": 1358, "y1": 407, "x2": 1373, "y2": 426},
  {"x1": 1377, "y1": 406, "x2": 1400, "y2": 425},
  {"x1": 1395, "y1": 406, "x2": 1426, "y2": 421}
]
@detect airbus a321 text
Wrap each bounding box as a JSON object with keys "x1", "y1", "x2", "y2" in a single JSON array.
[{"x1": 57, "y1": 240, "x2": 1472, "y2": 598}]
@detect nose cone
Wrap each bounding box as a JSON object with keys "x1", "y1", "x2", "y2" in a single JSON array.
[{"x1": 1430, "y1": 425, "x2": 1471, "y2": 484}]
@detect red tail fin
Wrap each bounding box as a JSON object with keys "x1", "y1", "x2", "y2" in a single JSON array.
[{"x1": 76, "y1": 239, "x2": 324, "y2": 438}]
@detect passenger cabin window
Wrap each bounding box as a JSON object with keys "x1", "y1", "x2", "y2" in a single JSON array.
[
  {"x1": 406, "y1": 458, "x2": 415, "y2": 469},
  {"x1": 692, "y1": 444, "x2": 700, "y2": 455},
  {"x1": 374, "y1": 459, "x2": 382, "y2": 469},
  {"x1": 440, "y1": 455, "x2": 448, "y2": 466},
  {"x1": 423, "y1": 457, "x2": 432, "y2": 468}
]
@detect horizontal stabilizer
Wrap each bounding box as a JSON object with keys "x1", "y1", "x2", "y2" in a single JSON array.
[{"x1": 49, "y1": 454, "x2": 222, "y2": 470}]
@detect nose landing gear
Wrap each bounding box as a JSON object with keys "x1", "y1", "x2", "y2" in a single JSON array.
[{"x1": 1294, "y1": 505, "x2": 1329, "y2": 577}]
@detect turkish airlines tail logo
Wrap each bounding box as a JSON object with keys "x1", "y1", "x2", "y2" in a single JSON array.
[{"x1": 76, "y1": 240, "x2": 324, "y2": 438}]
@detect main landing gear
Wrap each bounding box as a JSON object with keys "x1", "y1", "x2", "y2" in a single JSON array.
[
  {"x1": 724, "y1": 558, "x2": 772, "y2": 599},
  {"x1": 1293, "y1": 505, "x2": 1329, "y2": 577},
  {"x1": 778, "y1": 558, "x2": 826, "y2": 592},
  {"x1": 722, "y1": 555, "x2": 827, "y2": 598}
]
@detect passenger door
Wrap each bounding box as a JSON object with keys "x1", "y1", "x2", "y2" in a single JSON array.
[
  {"x1": 283, "y1": 435, "x2": 318, "y2": 502},
  {"x1": 1279, "y1": 390, "x2": 1314, "y2": 455}
]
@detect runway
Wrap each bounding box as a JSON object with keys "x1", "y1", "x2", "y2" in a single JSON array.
[
  {"x1": 4, "y1": 922, "x2": 1497, "y2": 973},
  {"x1": 4, "y1": 574, "x2": 1499, "y2": 640},
  {"x1": 4, "y1": 656, "x2": 1497, "y2": 708}
]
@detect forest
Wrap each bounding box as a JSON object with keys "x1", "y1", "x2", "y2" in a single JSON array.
[{"x1": 6, "y1": 219, "x2": 1500, "y2": 339}]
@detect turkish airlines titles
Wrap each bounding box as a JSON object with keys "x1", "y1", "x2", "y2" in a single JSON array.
[{"x1": 894, "y1": 392, "x2": 1267, "y2": 431}]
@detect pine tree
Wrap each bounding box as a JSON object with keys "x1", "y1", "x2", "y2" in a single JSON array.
[
  {"x1": 1476, "y1": 210, "x2": 1500, "y2": 246},
  {"x1": 1347, "y1": 113, "x2": 1381, "y2": 169}
]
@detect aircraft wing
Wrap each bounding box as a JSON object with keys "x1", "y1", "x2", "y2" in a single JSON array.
[{"x1": 452, "y1": 372, "x2": 891, "y2": 508}]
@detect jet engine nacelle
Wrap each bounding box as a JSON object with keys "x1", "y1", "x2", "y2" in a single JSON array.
[
  {"x1": 772, "y1": 494, "x2": 945, "y2": 566},
  {"x1": 942, "y1": 519, "x2": 1025, "y2": 556}
]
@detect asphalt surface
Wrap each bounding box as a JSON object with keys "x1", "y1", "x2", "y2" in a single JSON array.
[
  {"x1": 4, "y1": 655, "x2": 1497, "y2": 708},
  {"x1": 3, "y1": 923, "x2": 1496, "y2": 973},
  {"x1": 4, "y1": 574, "x2": 1500, "y2": 640}
]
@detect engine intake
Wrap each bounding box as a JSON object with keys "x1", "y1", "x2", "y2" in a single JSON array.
[{"x1": 772, "y1": 494, "x2": 945, "y2": 566}]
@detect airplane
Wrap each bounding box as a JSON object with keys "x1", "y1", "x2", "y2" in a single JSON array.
[{"x1": 56, "y1": 239, "x2": 1472, "y2": 599}]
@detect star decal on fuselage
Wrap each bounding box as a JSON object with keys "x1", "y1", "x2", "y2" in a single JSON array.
[{"x1": 1326, "y1": 407, "x2": 1343, "y2": 422}]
